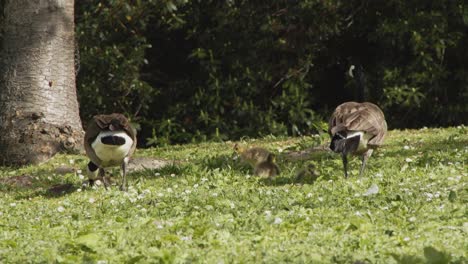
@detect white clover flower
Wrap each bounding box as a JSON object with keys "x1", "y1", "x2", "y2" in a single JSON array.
[
  {"x1": 318, "y1": 197, "x2": 323, "y2": 202},
  {"x1": 306, "y1": 193, "x2": 313, "y2": 198},
  {"x1": 166, "y1": 188, "x2": 173, "y2": 193},
  {"x1": 230, "y1": 202, "x2": 235, "y2": 209},
  {"x1": 404, "y1": 145, "x2": 410, "y2": 150},
  {"x1": 364, "y1": 184, "x2": 379, "y2": 196},
  {"x1": 181, "y1": 236, "x2": 192, "y2": 241},
  {"x1": 264, "y1": 210, "x2": 272, "y2": 217},
  {"x1": 170, "y1": 173, "x2": 176, "y2": 177},
  {"x1": 425, "y1": 193, "x2": 434, "y2": 199},
  {"x1": 403, "y1": 237, "x2": 410, "y2": 241},
  {"x1": 408, "y1": 216, "x2": 416, "y2": 222},
  {"x1": 157, "y1": 193, "x2": 164, "y2": 197},
  {"x1": 95, "y1": 180, "x2": 102, "y2": 186},
  {"x1": 155, "y1": 172, "x2": 160, "y2": 176},
  {"x1": 212, "y1": 192, "x2": 218, "y2": 197},
  {"x1": 405, "y1": 158, "x2": 413, "y2": 163},
  {"x1": 69, "y1": 159, "x2": 75, "y2": 164},
  {"x1": 78, "y1": 174, "x2": 85, "y2": 180},
  {"x1": 77, "y1": 188, "x2": 82, "y2": 192},
  {"x1": 274, "y1": 217, "x2": 283, "y2": 224},
  {"x1": 57, "y1": 206, "x2": 65, "y2": 212},
  {"x1": 77, "y1": 169, "x2": 82, "y2": 174},
  {"x1": 201, "y1": 178, "x2": 208, "y2": 182},
  {"x1": 355, "y1": 211, "x2": 362, "y2": 216},
  {"x1": 10, "y1": 203, "x2": 16, "y2": 207},
  {"x1": 89, "y1": 198, "x2": 96, "y2": 204},
  {"x1": 193, "y1": 184, "x2": 199, "y2": 188}
]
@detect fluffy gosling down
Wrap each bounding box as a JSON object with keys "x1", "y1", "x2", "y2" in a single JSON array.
[
  {"x1": 84, "y1": 113, "x2": 137, "y2": 191},
  {"x1": 254, "y1": 153, "x2": 280, "y2": 178},
  {"x1": 328, "y1": 102, "x2": 387, "y2": 178},
  {"x1": 233, "y1": 144, "x2": 271, "y2": 167}
]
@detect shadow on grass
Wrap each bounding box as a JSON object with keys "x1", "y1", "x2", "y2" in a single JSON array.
[{"x1": 0, "y1": 174, "x2": 79, "y2": 200}]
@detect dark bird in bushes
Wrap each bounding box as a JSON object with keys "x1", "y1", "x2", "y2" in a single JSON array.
[{"x1": 84, "y1": 113, "x2": 137, "y2": 191}]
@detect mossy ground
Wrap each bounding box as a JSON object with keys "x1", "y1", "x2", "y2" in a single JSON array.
[{"x1": 0, "y1": 127, "x2": 466, "y2": 263}]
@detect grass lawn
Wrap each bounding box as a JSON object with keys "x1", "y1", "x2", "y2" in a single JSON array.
[{"x1": 0, "y1": 126, "x2": 466, "y2": 263}]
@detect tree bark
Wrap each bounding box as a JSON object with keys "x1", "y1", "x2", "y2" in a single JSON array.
[{"x1": 0, "y1": 0, "x2": 84, "y2": 166}]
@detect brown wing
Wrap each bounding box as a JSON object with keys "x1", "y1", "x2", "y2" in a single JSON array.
[
  {"x1": 329, "y1": 102, "x2": 387, "y2": 146},
  {"x1": 84, "y1": 118, "x2": 103, "y2": 165}
]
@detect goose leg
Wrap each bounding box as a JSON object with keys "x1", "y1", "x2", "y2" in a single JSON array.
[
  {"x1": 342, "y1": 153, "x2": 348, "y2": 178},
  {"x1": 99, "y1": 168, "x2": 109, "y2": 190},
  {"x1": 120, "y1": 157, "x2": 129, "y2": 191},
  {"x1": 359, "y1": 149, "x2": 374, "y2": 177}
]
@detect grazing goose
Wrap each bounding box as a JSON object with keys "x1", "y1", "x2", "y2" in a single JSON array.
[
  {"x1": 295, "y1": 163, "x2": 320, "y2": 183},
  {"x1": 254, "y1": 153, "x2": 280, "y2": 178},
  {"x1": 328, "y1": 101, "x2": 387, "y2": 178},
  {"x1": 84, "y1": 113, "x2": 137, "y2": 191},
  {"x1": 233, "y1": 144, "x2": 272, "y2": 167}
]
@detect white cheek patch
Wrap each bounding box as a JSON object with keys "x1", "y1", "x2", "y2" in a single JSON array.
[
  {"x1": 91, "y1": 131, "x2": 133, "y2": 164},
  {"x1": 346, "y1": 131, "x2": 372, "y2": 153}
]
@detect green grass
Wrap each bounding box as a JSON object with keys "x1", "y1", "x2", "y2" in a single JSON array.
[{"x1": 0, "y1": 126, "x2": 466, "y2": 263}]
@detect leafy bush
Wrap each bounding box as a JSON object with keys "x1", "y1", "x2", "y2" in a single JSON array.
[{"x1": 75, "y1": 1, "x2": 468, "y2": 146}]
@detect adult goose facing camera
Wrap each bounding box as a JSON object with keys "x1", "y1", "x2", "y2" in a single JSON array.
[{"x1": 84, "y1": 113, "x2": 137, "y2": 191}]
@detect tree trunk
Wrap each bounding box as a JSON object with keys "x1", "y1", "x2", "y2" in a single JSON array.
[{"x1": 0, "y1": 0, "x2": 84, "y2": 166}]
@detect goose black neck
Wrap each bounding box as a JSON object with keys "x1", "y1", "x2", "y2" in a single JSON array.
[{"x1": 354, "y1": 64, "x2": 367, "y2": 102}]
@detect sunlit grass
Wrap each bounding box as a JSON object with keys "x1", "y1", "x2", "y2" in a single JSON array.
[{"x1": 0, "y1": 126, "x2": 466, "y2": 263}]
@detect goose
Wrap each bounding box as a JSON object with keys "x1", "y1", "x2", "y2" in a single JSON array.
[
  {"x1": 233, "y1": 144, "x2": 272, "y2": 167},
  {"x1": 295, "y1": 163, "x2": 320, "y2": 182},
  {"x1": 253, "y1": 153, "x2": 280, "y2": 178},
  {"x1": 84, "y1": 113, "x2": 137, "y2": 191},
  {"x1": 328, "y1": 64, "x2": 387, "y2": 178}
]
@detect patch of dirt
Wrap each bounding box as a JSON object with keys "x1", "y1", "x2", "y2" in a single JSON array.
[
  {"x1": 47, "y1": 183, "x2": 76, "y2": 196},
  {"x1": 128, "y1": 157, "x2": 173, "y2": 172},
  {"x1": 283, "y1": 145, "x2": 330, "y2": 161},
  {"x1": 0, "y1": 175, "x2": 34, "y2": 188},
  {"x1": 54, "y1": 165, "x2": 76, "y2": 174}
]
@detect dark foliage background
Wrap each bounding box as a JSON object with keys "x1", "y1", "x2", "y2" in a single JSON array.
[{"x1": 74, "y1": 0, "x2": 468, "y2": 146}]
